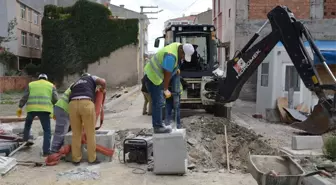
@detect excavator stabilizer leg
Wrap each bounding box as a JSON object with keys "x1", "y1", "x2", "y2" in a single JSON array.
[{"x1": 290, "y1": 102, "x2": 336, "y2": 135}]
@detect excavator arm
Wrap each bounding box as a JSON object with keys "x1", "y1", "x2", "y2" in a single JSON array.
[{"x1": 208, "y1": 5, "x2": 336, "y2": 134}]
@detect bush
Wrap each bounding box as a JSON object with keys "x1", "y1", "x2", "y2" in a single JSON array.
[
  {"x1": 324, "y1": 136, "x2": 336, "y2": 161},
  {"x1": 41, "y1": 0, "x2": 139, "y2": 84},
  {"x1": 25, "y1": 63, "x2": 41, "y2": 76}
]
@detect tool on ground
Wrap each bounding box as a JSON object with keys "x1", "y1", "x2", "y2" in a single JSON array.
[
  {"x1": 123, "y1": 135, "x2": 153, "y2": 164},
  {"x1": 205, "y1": 5, "x2": 336, "y2": 135},
  {"x1": 45, "y1": 89, "x2": 114, "y2": 166},
  {"x1": 8, "y1": 142, "x2": 27, "y2": 157},
  {"x1": 248, "y1": 154, "x2": 334, "y2": 185},
  {"x1": 224, "y1": 125, "x2": 230, "y2": 172},
  {"x1": 17, "y1": 160, "x2": 45, "y2": 167}
]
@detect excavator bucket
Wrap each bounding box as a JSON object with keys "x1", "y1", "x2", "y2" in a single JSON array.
[{"x1": 290, "y1": 103, "x2": 336, "y2": 135}]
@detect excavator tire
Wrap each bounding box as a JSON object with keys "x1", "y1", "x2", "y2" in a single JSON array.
[{"x1": 290, "y1": 103, "x2": 336, "y2": 135}]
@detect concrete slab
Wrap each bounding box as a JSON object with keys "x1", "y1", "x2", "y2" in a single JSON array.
[
  {"x1": 303, "y1": 175, "x2": 336, "y2": 185},
  {"x1": 64, "y1": 130, "x2": 116, "y2": 162},
  {"x1": 280, "y1": 147, "x2": 324, "y2": 157},
  {"x1": 0, "y1": 156, "x2": 17, "y2": 175},
  {"x1": 292, "y1": 136, "x2": 324, "y2": 150}
]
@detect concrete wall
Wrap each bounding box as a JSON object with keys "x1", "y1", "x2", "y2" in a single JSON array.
[
  {"x1": 233, "y1": 0, "x2": 336, "y2": 102},
  {"x1": 63, "y1": 44, "x2": 140, "y2": 88},
  {"x1": 195, "y1": 9, "x2": 212, "y2": 24}
]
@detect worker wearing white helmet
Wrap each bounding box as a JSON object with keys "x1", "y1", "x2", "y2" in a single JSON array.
[
  {"x1": 17, "y1": 73, "x2": 59, "y2": 156},
  {"x1": 143, "y1": 42, "x2": 195, "y2": 133}
]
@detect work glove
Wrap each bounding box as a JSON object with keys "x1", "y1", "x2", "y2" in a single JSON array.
[
  {"x1": 164, "y1": 89, "x2": 172, "y2": 99},
  {"x1": 16, "y1": 108, "x2": 22, "y2": 118},
  {"x1": 176, "y1": 69, "x2": 180, "y2": 75},
  {"x1": 53, "y1": 114, "x2": 56, "y2": 120}
]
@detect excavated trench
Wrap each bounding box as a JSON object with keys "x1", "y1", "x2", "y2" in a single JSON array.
[{"x1": 116, "y1": 115, "x2": 280, "y2": 173}]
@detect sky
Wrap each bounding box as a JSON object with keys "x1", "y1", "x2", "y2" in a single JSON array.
[{"x1": 110, "y1": 0, "x2": 212, "y2": 52}]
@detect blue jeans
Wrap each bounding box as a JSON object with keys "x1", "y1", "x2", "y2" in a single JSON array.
[
  {"x1": 165, "y1": 74, "x2": 181, "y2": 128},
  {"x1": 165, "y1": 95, "x2": 181, "y2": 128},
  {"x1": 23, "y1": 111, "x2": 51, "y2": 154},
  {"x1": 145, "y1": 76, "x2": 164, "y2": 128}
]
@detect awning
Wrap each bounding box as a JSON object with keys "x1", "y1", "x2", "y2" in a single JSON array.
[
  {"x1": 276, "y1": 40, "x2": 336, "y2": 65},
  {"x1": 314, "y1": 50, "x2": 336, "y2": 65}
]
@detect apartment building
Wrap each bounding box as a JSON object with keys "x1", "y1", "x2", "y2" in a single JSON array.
[
  {"x1": 213, "y1": 0, "x2": 336, "y2": 101},
  {"x1": 0, "y1": 0, "x2": 43, "y2": 70}
]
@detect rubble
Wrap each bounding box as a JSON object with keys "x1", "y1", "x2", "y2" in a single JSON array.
[{"x1": 115, "y1": 115, "x2": 280, "y2": 173}]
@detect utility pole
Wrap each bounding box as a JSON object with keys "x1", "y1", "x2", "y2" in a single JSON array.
[{"x1": 138, "y1": 6, "x2": 163, "y2": 82}]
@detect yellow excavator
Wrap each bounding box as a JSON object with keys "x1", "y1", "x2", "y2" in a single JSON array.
[{"x1": 206, "y1": 5, "x2": 336, "y2": 135}]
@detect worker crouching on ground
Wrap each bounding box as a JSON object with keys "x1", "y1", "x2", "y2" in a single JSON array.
[
  {"x1": 17, "y1": 74, "x2": 59, "y2": 156},
  {"x1": 141, "y1": 76, "x2": 152, "y2": 115},
  {"x1": 50, "y1": 84, "x2": 72, "y2": 154},
  {"x1": 143, "y1": 42, "x2": 194, "y2": 134},
  {"x1": 68, "y1": 73, "x2": 106, "y2": 166}
]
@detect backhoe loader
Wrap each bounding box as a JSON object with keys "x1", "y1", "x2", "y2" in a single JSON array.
[{"x1": 206, "y1": 5, "x2": 336, "y2": 135}]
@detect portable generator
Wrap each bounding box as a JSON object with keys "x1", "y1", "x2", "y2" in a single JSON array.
[{"x1": 123, "y1": 135, "x2": 153, "y2": 164}]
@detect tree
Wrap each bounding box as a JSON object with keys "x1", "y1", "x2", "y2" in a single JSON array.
[{"x1": 0, "y1": 18, "x2": 18, "y2": 73}]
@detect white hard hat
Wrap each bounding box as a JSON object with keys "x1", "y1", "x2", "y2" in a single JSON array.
[
  {"x1": 182, "y1": 43, "x2": 195, "y2": 62},
  {"x1": 38, "y1": 74, "x2": 48, "y2": 80}
]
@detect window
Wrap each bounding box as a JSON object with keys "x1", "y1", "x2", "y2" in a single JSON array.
[
  {"x1": 33, "y1": 12, "x2": 39, "y2": 25},
  {"x1": 213, "y1": 0, "x2": 216, "y2": 16},
  {"x1": 27, "y1": 9, "x2": 32, "y2": 22},
  {"x1": 21, "y1": 31, "x2": 27, "y2": 46},
  {"x1": 20, "y1": 4, "x2": 26, "y2": 19},
  {"x1": 261, "y1": 63, "x2": 269, "y2": 87},
  {"x1": 35, "y1": 35, "x2": 40, "y2": 49},
  {"x1": 225, "y1": 46, "x2": 230, "y2": 61},
  {"x1": 229, "y1": 9, "x2": 231, "y2": 18},
  {"x1": 29, "y1": 34, "x2": 34, "y2": 47},
  {"x1": 285, "y1": 65, "x2": 300, "y2": 91}
]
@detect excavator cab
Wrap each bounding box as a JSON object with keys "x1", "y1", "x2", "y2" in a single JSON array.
[{"x1": 154, "y1": 24, "x2": 220, "y2": 111}]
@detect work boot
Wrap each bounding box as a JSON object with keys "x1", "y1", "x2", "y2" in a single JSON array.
[
  {"x1": 153, "y1": 125, "x2": 172, "y2": 134},
  {"x1": 72, "y1": 161, "x2": 80, "y2": 166},
  {"x1": 24, "y1": 140, "x2": 34, "y2": 147},
  {"x1": 88, "y1": 159, "x2": 101, "y2": 165}
]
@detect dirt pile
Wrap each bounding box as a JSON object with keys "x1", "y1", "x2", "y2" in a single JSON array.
[
  {"x1": 183, "y1": 115, "x2": 280, "y2": 172},
  {"x1": 114, "y1": 115, "x2": 280, "y2": 173}
]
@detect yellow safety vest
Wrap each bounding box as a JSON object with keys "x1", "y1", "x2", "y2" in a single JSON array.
[
  {"x1": 144, "y1": 42, "x2": 181, "y2": 85},
  {"x1": 55, "y1": 86, "x2": 71, "y2": 113},
  {"x1": 26, "y1": 80, "x2": 54, "y2": 113}
]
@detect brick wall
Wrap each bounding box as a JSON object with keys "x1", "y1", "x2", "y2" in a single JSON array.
[
  {"x1": 324, "y1": 0, "x2": 336, "y2": 19},
  {"x1": 0, "y1": 76, "x2": 32, "y2": 93},
  {"x1": 249, "y1": 0, "x2": 311, "y2": 19}
]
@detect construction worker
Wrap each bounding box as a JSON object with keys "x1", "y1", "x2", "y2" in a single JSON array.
[
  {"x1": 68, "y1": 73, "x2": 106, "y2": 166},
  {"x1": 17, "y1": 74, "x2": 59, "y2": 156},
  {"x1": 50, "y1": 84, "x2": 73, "y2": 153},
  {"x1": 141, "y1": 76, "x2": 152, "y2": 115},
  {"x1": 143, "y1": 42, "x2": 195, "y2": 133}
]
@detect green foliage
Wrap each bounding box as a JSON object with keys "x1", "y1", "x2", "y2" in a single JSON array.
[
  {"x1": 324, "y1": 136, "x2": 336, "y2": 161},
  {"x1": 41, "y1": 0, "x2": 139, "y2": 83},
  {"x1": 0, "y1": 50, "x2": 16, "y2": 67},
  {"x1": 24, "y1": 63, "x2": 41, "y2": 76}
]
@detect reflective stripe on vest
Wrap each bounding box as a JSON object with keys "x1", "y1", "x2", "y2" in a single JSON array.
[
  {"x1": 148, "y1": 55, "x2": 163, "y2": 80},
  {"x1": 55, "y1": 87, "x2": 71, "y2": 113},
  {"x1": 26, "y1": 80, "x2": 54, "y2": 113}
]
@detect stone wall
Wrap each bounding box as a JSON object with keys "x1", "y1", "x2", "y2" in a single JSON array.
[{"x1": 0, "y1": 76, "x2": 31, "y2": 92}]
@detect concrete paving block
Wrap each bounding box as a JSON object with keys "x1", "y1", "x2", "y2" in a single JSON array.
[
  {"x1": 0, "y1": 156, "x2": 17, "y2": 175},
  {"x1": 303, "y1": 175, "x2": 336, "y2": 185},
  {"x1": 64, "y1": 130, "x2": 116, "y2": 162},
  {"x1": 292, "y1": 136, "x2": 324, "y2": 150}
]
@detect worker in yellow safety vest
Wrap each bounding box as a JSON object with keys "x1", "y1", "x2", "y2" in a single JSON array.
[
  {"x1": 17, "y1": 74, "x2": 59, "y2": 156},
  {"x1": 143, "y1": 42, "x2": 195, "y2": 133},
  {"x1": 50, "y1": 83, "x2": 73, "y2": 154}
]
